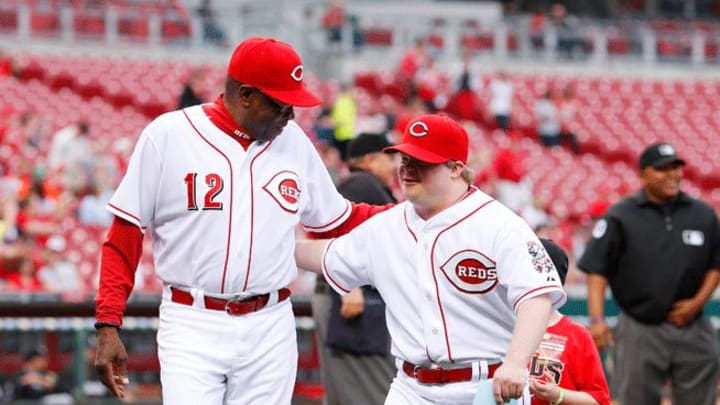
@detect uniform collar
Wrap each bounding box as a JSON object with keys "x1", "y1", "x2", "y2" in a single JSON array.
[
  {"x1": 632, "y1": 189, "x2": 691, "y2": 207},
  {"x1": 405, "y1": 186, "x2": 486, "y2": 230},
  {"x1": 202, "y1": 94, "x2": 254, "y2": 150}
]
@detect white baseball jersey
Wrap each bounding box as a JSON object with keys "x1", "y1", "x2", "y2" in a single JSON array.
[
  {"x1": 109, "y1": 105, "x2": 351, "y2": 295},
  {"x1": 322, "y1": 188, "x2": 566, "y2": 365}
]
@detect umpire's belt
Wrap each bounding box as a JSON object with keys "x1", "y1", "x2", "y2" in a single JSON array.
[
  {"x1": 401, "y1": 360, "x2": 501, "y2": 384},
  {"x1": 170, "y1": 286, "x2": 291, "y2": 316}
]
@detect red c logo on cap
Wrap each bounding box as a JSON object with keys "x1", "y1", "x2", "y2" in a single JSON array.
[
  {"x1": 290, "y1": 65, "x2": 304, "y2": 82},
  {"x1": 409, "y1": 122, "x2": 428, "y2": 137}
]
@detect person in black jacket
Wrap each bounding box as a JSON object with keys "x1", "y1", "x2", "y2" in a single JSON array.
[
  {"x1": 579, "y1": 142, "x2": 720, "y2": 405},
  {"x1": 177, "y1": 69, "x2": 205, "y2": 109},
  {"x1": 312, "y1": 132, "x2": 397, "y2": 405}
]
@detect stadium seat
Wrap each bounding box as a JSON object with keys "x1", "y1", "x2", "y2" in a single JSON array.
[
  {"x1": 0, "y1": 9, "x2": 18, "y2": 32},
  {"x1": 363, "y1": 28, "x2": 393, "y2": 46},
  {"x1": 73, "y1": 12, "x2": 106, "y2": 37},
  {"x1": 30, "y1": 11, "x2": 60, "y2": 37}
]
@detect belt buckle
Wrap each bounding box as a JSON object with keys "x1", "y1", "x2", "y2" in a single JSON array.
[
  {"x1": 414, "y1": 363, "x2": 440, "y2": 381},
  {"x1": 224, "y1": 292, "x2": 253, "y2": 315},
  {"x1": 412, "y1": 364, "x2": 421, "y2": 378}
]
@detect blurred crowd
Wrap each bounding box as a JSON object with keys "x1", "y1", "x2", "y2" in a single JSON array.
[{"x1": 0, "y1": 35, "x2": 675, "y2": 298}]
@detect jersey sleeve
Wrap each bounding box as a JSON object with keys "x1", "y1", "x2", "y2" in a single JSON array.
[
  {"x1": 320, "y1": 220, "x2": 374, "y2": 294},
  {"x1": 495, "y1": 218, "x2": 566, "y2": 312},
  {"x1": 569, "y1": 326, "x2": 611, "y2": 405},
  {"x1": 95, "y1": 216, "x2": 144, "y2": 327},
  {"x1": 107, "y1": 124, "x2": 163, "y2": 230},
  {"x1": 577, "y1": 215, "x2": 623, "y2": 276},
  {"x1": 298, "y1": 137, "x2": 351, "y2": 233}
]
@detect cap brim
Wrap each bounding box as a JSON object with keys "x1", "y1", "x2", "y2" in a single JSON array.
[
  {"x1": 260, "y1": 86, "x2": 321, "y2": 107},
  {"x1": 383, "y1": 144, "x2": 449, "y2": 164},
  {"x1": 650, "y1": 157, "x2": 686, "y2": 168}
]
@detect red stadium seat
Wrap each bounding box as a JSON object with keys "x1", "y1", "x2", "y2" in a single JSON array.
[
  {"x1": 118, "y1": 15, "x2": 149, "y2": 39},
  {"x1": 19, "y1": 61, "x2": 45, "y2": 81},
  {"x1": 0, "y1": 9, "x2": 18, "y2": 32},
  {"x1": 363, "y1": 28, "x2": 393, "y2": 46},
  {"x1": 161, "y1": 18, "x2": 191, "y2": 42},
  {"x1": 607, "y1": 37, "x2": 631, "y2": 55},
  {"x1": 73, "y1": 12, "x2": 105, "y2": 37},
  {"x1": 48, "y1": 72, "x2": 75, "y2": 91},
  {"x1": 30, "y1": 11, "x2": 60, "y2": 36},
  {"x1": 461, "y1": 33, "x2": 494, "y2": 51}
]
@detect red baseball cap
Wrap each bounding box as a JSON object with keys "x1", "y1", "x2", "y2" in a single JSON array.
[
  {"x1": 227, "y1": 37, "x2": 321, "y2": 107},
  {"x1": 384, "y1": 114, "x2": 469, "y2": 164}
]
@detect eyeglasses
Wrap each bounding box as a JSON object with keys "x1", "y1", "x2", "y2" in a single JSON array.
[{"x1": 254, "y1": 88, "x2": 293, "y2": 115}]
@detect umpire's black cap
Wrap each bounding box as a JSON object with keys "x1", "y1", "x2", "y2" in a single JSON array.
[
  {"x1": 347, "y1": 133, "x2": 393, "y2": 160},
  {"x1": 540, "y1": 238, "x2": 568, "y2": 286},
  {"x1": 639, "y1": 142, "x2": 686, "y2": 170}
]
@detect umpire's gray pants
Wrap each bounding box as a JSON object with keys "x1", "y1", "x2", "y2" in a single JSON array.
[
  {"x1": 614, "y1": 312, "x2": 719, "y2": 405},
  {"x1": 311, "y1": 292, "x2": 395, "y2": 405}
]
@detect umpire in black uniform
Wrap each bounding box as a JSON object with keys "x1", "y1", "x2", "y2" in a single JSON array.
[
  {"x1": 312, "y1": 133, "x2": 397, "y2": 405},
  {"x1": 579, "y1": 142, "x2": 720, "y2": 405}
]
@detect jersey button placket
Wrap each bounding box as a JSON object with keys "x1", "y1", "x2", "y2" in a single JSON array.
[{"x1": 419, "y1": 232, "x2": 445, "y2": 360}]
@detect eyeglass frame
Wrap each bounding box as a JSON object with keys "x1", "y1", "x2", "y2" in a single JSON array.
[{"x1": 252, "y1": 87, "x2": 293, "y2": 115}]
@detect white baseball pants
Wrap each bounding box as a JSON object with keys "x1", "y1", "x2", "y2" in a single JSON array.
[{"x1": 157, "y1": 298, "x2": 297, "y2": 404}]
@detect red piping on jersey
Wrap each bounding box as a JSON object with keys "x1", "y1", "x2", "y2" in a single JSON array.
[
  {"x1": 322, "y1": 239, "x2": 351, "y2": 293},
  {"x1": 429, "y1": 198, "x2": 494, "y2": 363},
  {"x1": 183, "y1": 110, "x2": 234, "y2": 294},
  {"x1": 303, "y1": 201, "x2": 351, "y2": 230},
  {"x1": 243, "y1": 141, "x2": 273, "y2": 291},
  {"x1": 107, "y1": 203, "x2": 147, "y2": 230},
  {"x1": 513, "y1": 285, "x2": 560, "y2": 311},
  {"x1": 403, "y1": 208, "x2": 418, "y2": 242}
]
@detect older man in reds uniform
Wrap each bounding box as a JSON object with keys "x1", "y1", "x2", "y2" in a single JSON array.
[
  {"x1": 93, "y1": 37, "x2": 389, "y2": 405},
  {"x1": 296, "y1": 114, "x2": 566, "y2": 405}
]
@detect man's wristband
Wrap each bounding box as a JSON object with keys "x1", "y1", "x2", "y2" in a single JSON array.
[
  {"x1": 94, "y1": 322, "x2": 121, "y2": 330},
  {"x1": 551, "y1": 388, "x2": 565, "y2": 405},
  {"x1": 589, "y1": 316, "x2": 605, "y2": 324}
]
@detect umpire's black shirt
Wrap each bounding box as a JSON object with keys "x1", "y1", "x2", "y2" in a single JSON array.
[{"x1": 579, "y1": 190, "x2": 720, "y2": 324}]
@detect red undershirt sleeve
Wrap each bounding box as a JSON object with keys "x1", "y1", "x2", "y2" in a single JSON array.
[
  {"x1": 94, "y1": 216, "x2": 144, "y2": 327},
  {"x1": 308, "y1": 202, "x2": 394, "y2": 239}
]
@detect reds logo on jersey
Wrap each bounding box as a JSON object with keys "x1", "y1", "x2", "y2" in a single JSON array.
[
  {"x1": 263, "y1": 171, "x2": 301, "y2": 213},
  {"x1": 439, "y1": 250, "x2": 498, "y2": 294}
]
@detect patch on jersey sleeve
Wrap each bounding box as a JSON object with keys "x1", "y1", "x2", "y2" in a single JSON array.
[
  {"x1": 263, "y1": 170, "x2": 301, "y2": 213},
  {"x1": 527, "y1": 241, "x2": 554, "y2": 273},
  {"x1": 592, "y1": 219, "x2": 607, "y2": 238},
  {"x1": 439, "y1": 250, "x2": 498, "y2": 294}
]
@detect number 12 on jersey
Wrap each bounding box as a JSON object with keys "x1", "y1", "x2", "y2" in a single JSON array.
[{"x1": 184, "y1": 172, "x2": 224, "y2": 210}]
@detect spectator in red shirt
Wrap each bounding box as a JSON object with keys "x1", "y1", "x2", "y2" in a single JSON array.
[
  {"x1": 5, "y1": 256, "x2": 45, "y2": 293},
  {"x1": 491, "y1": 130, "x2": 533, "y2": 213},
  {"x1": 321, "y1": 0, "x2": 347, "y2": 45},
  {"x1": 0, "y1": 49, "x2": 19, "y2": 78},
  {"x1": 396, "y1": 39, "x2": 429, "y2": 99}
]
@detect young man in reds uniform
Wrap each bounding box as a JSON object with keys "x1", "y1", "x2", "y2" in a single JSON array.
[
  {"x1": 93, "y1": 37, "x2": 389, "y2": 404},
  {"x1": 529, "y1": 239, "x2": 610, "y2": 405},
  {"x1": 295, "y1": 114, "x2": 566, "y2": 405}
]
